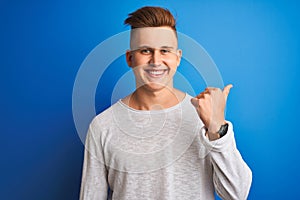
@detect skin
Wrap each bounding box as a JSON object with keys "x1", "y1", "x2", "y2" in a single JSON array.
[
  {"x1": 123, "y1": 26, "x2": 232, "y2": 141},
  {"x1": 124, "y1": 27, "x2": 184, "y2": 110}
]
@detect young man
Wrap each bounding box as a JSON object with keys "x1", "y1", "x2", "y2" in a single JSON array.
[{"x1": 80, "y1": 6, "x2": 252, "y2": 200}]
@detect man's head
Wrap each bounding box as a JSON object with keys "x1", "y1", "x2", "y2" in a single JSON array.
[{"x1": 124, "y1": 6, "x2": 182, "y2": 91}]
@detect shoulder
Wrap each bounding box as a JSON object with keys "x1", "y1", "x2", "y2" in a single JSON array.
[
  {"x1": 89, "y1": 102, "x2": 119, "y2": 132},
  {"x1": 184, "y1": 92, "x2": 195, "y2": 100},
  {"x1": 181, "y1": 92, "x2": 203, "y2": 123},
  {"x1": 182, "y1": 92, "x2": 196, "y2": 108}
]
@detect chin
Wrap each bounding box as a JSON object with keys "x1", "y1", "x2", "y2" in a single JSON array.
[
  {"x1": 141, "y1": 81, "x2": 171, "y2": 92},
  {"x1": 135, "y1": 75, "x2": 173, "y2": 92}
]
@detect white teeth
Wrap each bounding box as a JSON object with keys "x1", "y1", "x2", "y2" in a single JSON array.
[{"x1": 148, "y1": 70, "x2": 165, "y2": 75}]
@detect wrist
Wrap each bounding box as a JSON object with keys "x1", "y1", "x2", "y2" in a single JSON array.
[
  {"x1": 206, "y1": 131, "x2": 220, "y2": 141},
  {"x1": 206, "y1": 121, "x2": 228, "y2": 141},
  {"x1": 207, "y1": 121, "x2": 226, "y2": 133}
]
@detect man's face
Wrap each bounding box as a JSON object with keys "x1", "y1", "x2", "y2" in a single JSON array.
[{"x1": 126, "y1": 27, "x2": 182, "y2": 92}]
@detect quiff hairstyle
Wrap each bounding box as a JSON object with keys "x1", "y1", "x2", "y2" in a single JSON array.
[{"x1": 124, "y1": 6, "x2": 177, "y2": 33}]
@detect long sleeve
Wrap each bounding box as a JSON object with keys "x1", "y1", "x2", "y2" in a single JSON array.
[
  {"x1": 200, "y1": 121, "x2": 252, "y2": 200},
  {"x1": 80, "y1": 126, "x2": 109, "y2": 200}
]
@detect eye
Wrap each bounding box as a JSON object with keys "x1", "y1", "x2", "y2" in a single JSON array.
[
  {"x1": 160, "y1": 49, "x2": 171, "y2": 55},
  {"x1": 140, "y1": 48, "x2": 152, "y2": 55}
]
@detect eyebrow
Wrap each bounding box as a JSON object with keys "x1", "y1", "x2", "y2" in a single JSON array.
[
  {"x1": 160, "y1": 46, "x2": 175, "y2": 49},
  {"x1": 134, "y1": 46, "x2": 175, "y2": 50}
]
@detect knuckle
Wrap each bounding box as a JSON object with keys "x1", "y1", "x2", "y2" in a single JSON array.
[
  {"x1": 203, "y1": 93, "x2": 210, "y2": 98},
  {"x1": 198, "y1": 98, "x2": 205, "y2": 105}
]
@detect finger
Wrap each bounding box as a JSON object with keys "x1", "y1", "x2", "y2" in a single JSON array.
[
  {"x1": 205, "y1": 87, "x2": 216, "y2": 91},
  {"x1": 191, "y1": 98, "x2": 200, "y2": 108},
  {"x1": 223, "y1": 84, "x2": 233, "y2": 100},
  {"x1": 196, "y1": 91, "x2": 208, "y2": 98},
  {"x1": 205, "y1": 87, "x2": 220, "y2": 94}
]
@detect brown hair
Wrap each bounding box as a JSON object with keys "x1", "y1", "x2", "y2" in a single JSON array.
[{"x1": 124, "y1": 6, "x2": 176, "y2": 32}]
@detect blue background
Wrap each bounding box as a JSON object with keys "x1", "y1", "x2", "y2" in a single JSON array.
[{"x1": 1, "y1": 0, "x2": 300, "y2": 199}]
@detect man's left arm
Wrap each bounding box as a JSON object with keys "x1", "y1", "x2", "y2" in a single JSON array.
[
  {"x1": 199, "y1": 121, "x2": 252, "y2": 199},
  {"x1": 191, "y1": 84, "x2": 252, "y2": 199}
]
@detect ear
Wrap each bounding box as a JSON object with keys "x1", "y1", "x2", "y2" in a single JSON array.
[
  {"x1": 176, "y1": 49, "x2": 182, "y2": 66},
  {"x1": 126, "y1": 50, "x2": 133, "y2": 68}
]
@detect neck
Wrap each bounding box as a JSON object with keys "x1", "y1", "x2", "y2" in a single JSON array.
[{"x1": 124, "y1": 86, "x2": 185, "y2": 110}]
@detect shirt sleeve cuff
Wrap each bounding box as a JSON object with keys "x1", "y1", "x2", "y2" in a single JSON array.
[{"x1": 199, "y1": 121, "x2": 237, "y2": 152}]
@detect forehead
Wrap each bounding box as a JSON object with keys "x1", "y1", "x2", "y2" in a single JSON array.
[{"x1": 130, "y1": 27, "x2": 178, "y2": 49}]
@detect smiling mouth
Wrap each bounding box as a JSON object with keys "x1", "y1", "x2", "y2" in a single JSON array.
[{"x1": 144, "y1": 69, "x2": 169, "y2": 78}]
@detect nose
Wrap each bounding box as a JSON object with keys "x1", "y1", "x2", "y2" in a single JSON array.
[{"x1": 150, "y1": 50, "x2": 162, "y2": 66}]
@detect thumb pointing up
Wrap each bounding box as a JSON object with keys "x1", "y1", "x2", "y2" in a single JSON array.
[{"x1": 223, "y1": 84, "x2": 233, "y2": 101}]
